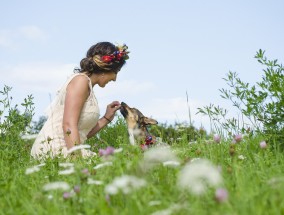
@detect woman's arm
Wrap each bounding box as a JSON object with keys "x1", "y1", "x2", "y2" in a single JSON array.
[
  {"x1": 62, "y1": 76, "x2": 90, "y2": 149},
  {"x1": 87, "y1": 101, "x2": 121, "y2": 139}
]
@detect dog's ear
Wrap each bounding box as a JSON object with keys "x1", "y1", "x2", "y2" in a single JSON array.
[{"x1": 143, "y1": 117, "x2": 158, "y2": 125}]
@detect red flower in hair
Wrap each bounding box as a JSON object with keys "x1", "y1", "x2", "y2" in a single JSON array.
[
  {"x1": 102, "y1": 55, "x2": 114, "y2": 63},
  {"x1": 101, "y1": 44, "x2": 129, "y2": 63}
]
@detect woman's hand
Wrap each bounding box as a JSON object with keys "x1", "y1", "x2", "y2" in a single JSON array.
[{"x1": 104, "y1": 101, "x2": 121, "y2": 121}]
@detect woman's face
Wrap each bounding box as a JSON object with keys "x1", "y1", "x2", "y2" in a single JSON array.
[{"x1": 99, "y1": 71, "x2": 118, "y2": 88}]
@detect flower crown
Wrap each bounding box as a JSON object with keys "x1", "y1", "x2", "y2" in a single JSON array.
[{"x1": 101, "y1": 44, "x2": 130, "y2": 63}]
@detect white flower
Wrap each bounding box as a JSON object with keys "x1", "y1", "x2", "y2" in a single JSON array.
[
  {"x1": 25, "y1": 163, "x2": 46, "y2": 175},
  {"x1": 43, "y1": 182, "x2": 70, "y2": 191},
  {"x1": 238, "y1": 155, "x2": 245, "y2": 160},
  {"x1": 94, "y1": 162, "x2": 113, "y2": 170},
  {"x1": 149, "y1": 201, "x2": 162, "y2": 206},
  {"x1": 151, "y1": 204, "x2": 183, "y2": 215},
  {"x1": 21, "y1": 134, "x2": 38, "y2": 140},
  {"x1": 105, "y1": 175, "x2": 147, "y2": 195},
  {"x1": 67, "y1": 144, "x2": 91, "y2": 154},
  {"x1": 59, "y1": 163, "x2": 74, "y2": 168},
  {"x1": 58, "y1": 167, "x2": 75, "y2": 175},
  {"x1": 25, "y1": 166, "x2": 41, "y2": 175},
  {"x1": 47, "y1": 194, "x2": 53, "y2": 200},
  {"x1": 162, "y1": 161, "x2": 180, "y2": 167},
  {"x1": 260, "y1": 141, "x2": 267, "y2": 149},
  {"x1": 141, "y1": 146, "x2": 180, "y2": 171},
  {"x1": 177, "y1": 159, "x2": 222, "y2": 195},
  {"x1": 87, "y1": 178, "x2": 104, "y2": 185},
  {"x1": 114, "y1": 148, "x2": 123, "y2": 153}
]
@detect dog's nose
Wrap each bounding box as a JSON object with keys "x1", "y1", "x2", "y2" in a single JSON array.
[{"x1": 121, "y1": 102, "x2": 127, "y2": 106}]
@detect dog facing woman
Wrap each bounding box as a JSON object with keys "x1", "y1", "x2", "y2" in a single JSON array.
[{"x1": 31, "y1": 42, "x2": 129, "y2": 160}]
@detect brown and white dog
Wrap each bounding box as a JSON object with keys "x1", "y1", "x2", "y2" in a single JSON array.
[{"x1": 120, "y1": 102, "x2": 158, "y2": 147}]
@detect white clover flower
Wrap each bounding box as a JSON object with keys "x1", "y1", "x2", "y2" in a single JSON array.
[
  {"x1": 149, "y1": 201, "x2": 162, "y2": 206},
  {"x1": 47, "y1": 194, "x2": 53, "y2": 200},
  {"x1": 162, "y1": 161, "x2": 180, "y2": 167},
  {"x1": 177, "y1": 159, "x2": 223, "y2": 195},
  {"x1": 141, "y1": 146, "x2": 180, "y2": 171},
  {"x1": 25, "y1": 166, "x2": 41, "y2": 175},
  {"x1": 260, "y1": 141, "x2": 267, "y2": 149},
  {"x1": 114, "y1": 148, "x2": 123, "y2": 153},
  {"x1": 87, "y1": 178, "x2": 104, "y2": 185},
  {"x1": 58, "y1": 167, "x2": 75, "y2": 175},
  {"x1": 94, "y1": 162, "x2": 113, "y2": 170},
  {"x1": 43, "y1": 182, "x2": 70, "y2": 191},
  {"x1": 59, "y1": 163, "x2": 74, "y2": 168},
  {"x1": 238, "y1": 155, "x2": 245, "y2": 160},
  {"x1": 151, "y1": 204, "x2": 183, "y2": 215},
  {"x1": 105, "y1": 175, "x2": 147, "y2": 195},
  {"x1": 67, "y1": 144, "x2": 91, "y2": 154},
  {"x1": 25, "y1": 163, "x2": 46, "y2": 175}
]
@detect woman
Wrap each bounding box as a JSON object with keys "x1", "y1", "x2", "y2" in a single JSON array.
[{"x1": 31, "y1": 42, "x2": 129, "y2": 160}]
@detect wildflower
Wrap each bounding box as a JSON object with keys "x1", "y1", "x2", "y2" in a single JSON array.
[
  {"x1": 195, "y1": 149, "x2": 202, "y2": 155},
  {"x1": 59, "y1": 167, "x2": 75, "y2": 175},
  {"x1": 260, "y1": 141, "x2": 267, "y2": 149},
  {"x1": 59, "y1": 163, "x2": 74, "y2": 168},
  {"x1": 114, "y1": 148, "x2": 123, "y2": 153},
  {"x1": 163, "y1": 161, "x2": 180, "y2": 167},
  {"x1": 151, "y1": 204, "x2": 183, "y2": 215},
  {"x1": 94, "y1": 162, "x2": 113, "y2": 170},
  {"x1": 47, "y1": 194, "x2": 53, "y2": 200},
  {"x1": 238, "y1": 155, "x2": 245, "y2": 160},
  {"x1": 99, "y1": 146, "x2": 115, "y2": 156},
  {"x1": 177, "y1": 159, "x2": 223, "y2": 195},
  {"x1": 213, "y1": 134, "x2": 221, "y2": 143},
  {"x1": 229, "y1": 145, "x2": 235, "y2": 156},
  {"x1": 234, "y1": 134, "x2": 242, "y2": 143},
  {"x1": 43, "y1": 182, "x2": 70, "y2": 191},
  {"x1": 21, "y1": 134, "x2": 38, "y2": 140},
  {"x1": 105, "y1": 175, "x2": 146, "y2": 195},
  {"x1": 73, "y1": 185, "x2": 80, "y2": 193},
  {"x1": 25, "y1": 166, "x2": 41, "y2": 175},
  {"x1": 105, "y1": 194, "x2": 111, "y2": 205},
  {"x1": 190, "y1": 158, "x2": 201, "y2": 162},
  {"x1": 67, "y1": 144, "x2": 91, "y2": 154},
  {"x1": 81, "y1": 168, "x2": 90, "y2": 176},
  {"x1": 141, "y1": 146, "x2": 180, "y2": 171},
  {"x1": 25, "y1": 163, "x2": 46, "y2": 175},
  {"x1": 63, "y1": 192, "x2": 72, "y2": 200},
  {"x1": 215, "y1": 188, "x2": 228, "y2": 203},
  {"x1": 149, "y1": 201, "x2": 161, "y2": 206},
  {"x1": 87, "y1": 178, "x2": 104, "y2": 185}
]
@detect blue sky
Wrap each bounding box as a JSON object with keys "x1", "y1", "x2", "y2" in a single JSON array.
[{"x1": 1, "y1": 0, "x2": 284, "y2": 131}]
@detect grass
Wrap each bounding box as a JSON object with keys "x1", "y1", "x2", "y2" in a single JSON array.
[{"x1": 1, "y1": 124, "x2": 284, "y2": 215}]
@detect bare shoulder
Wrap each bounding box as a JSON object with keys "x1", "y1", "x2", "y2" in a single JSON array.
[{"x1": 67, "y1": 74, "x2": 90, "y2": 97}]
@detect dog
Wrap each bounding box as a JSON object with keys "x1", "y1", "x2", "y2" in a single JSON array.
[{"x1": 120, "y1": 102, "x2": 158, "y2": 147}]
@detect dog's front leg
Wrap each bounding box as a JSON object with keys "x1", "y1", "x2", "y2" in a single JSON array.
[{"x1": 128, "y1": 128, "x2": 136, "y2": 145}]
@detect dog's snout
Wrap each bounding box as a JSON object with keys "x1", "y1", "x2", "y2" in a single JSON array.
[{"x1": 121, "y1": 102, "x2": 127, "y2": 106}]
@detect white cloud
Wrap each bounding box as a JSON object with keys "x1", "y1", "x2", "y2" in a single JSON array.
[
  {"x1": 0, "y1": 62, "x2": 212, "y2": 129},
  {"x1": 0, "y1": 30, "x2": 12, "y2": 47},
  {"x1": 94, "y1": 79, "x2": 156, "y2": 98},
  {"x1": 19, "y1": 25, "x2": 48, "y2": 40},
  {"x1": 0, "y1": 25, "x2": 48, "y2": 48},
  {"x1": 2, "y1": 62, "x2": 76, "y2": 93},
  {"x1": 140, "y1": 97, "x2": 209, "y2": 128}
]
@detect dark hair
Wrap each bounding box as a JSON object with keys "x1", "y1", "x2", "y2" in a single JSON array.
[{"x1": 77, "y1": 42, "x2": 127, "y2": 75}]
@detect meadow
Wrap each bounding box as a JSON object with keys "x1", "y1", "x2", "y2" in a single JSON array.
[
  {"x1": 1, "y1": 116, "x2": 284, "y2": 215},
  {"x1": 1, "y1": 50, "x2": 284, "y2": 214}
]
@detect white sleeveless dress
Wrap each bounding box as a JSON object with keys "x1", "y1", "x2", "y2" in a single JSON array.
[{"x1": 31, "y1": 73, "x2": 100, "y2": 160}]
